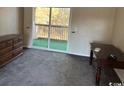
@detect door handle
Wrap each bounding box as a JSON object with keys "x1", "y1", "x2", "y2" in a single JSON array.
[{"x1": 71, "y1": 31, "x2": 76, "y2": 33}]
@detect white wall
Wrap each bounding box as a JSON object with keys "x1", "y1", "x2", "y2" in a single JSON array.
[
  {"x1": 23, "y1": 7, "x2": 33, "y2": 47},
  {"x1": 68, "y1": 8, "x2": 116, "y2": 56},
  {"x1": 112, "y1": 8, "x2": 124, "y2": 52},
  {"x1": 23, "y1": 7, "x2": 116, "y2": 56},
  {"x1": 0, "y1": 8, "x2": 23, "y2": 36}
]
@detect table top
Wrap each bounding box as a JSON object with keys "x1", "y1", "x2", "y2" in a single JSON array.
[
  {"x1": 90, "y1": 43, "x2": 124, "y2": 82},
  {"x1": 0, "y1": 34, "x2": 21, "y2": 43},
  {"x1": 90, "y1": 43, "x2": 124, "y2": 61}
]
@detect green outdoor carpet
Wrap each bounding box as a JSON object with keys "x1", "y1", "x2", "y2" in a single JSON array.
[{"x1": 33, "y1": 38, "x2": 67, "y2": 51}]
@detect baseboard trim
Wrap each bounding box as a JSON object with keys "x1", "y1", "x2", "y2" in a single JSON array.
[
  {"x1": 24, "y1": 45, "x2": 90, "y2": 58},
  {"x1": 67, "y1": 52, "x2": 90, "y2": 57}
]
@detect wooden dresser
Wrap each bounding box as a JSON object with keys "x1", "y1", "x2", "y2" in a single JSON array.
[{"x1": 0, "y1": 34, "x2": 23, "y2": 67}]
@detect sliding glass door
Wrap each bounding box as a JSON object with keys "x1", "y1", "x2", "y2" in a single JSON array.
[{"x1": 33, "y1": 7, "x2": 70, "y2": 51}]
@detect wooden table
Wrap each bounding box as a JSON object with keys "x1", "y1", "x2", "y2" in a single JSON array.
[{"x1": 89, "y1": 43, "x2": 124, "y2": 85}]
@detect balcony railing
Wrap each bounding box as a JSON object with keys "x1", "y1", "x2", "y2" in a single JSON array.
[{"x1": 35, "y1": 24, "x2": 68, "y2": 41}]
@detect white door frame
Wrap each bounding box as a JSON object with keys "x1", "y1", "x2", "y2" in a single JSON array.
[{"x1": 67, "y1": 7, "x2": 72, "y2": 52}]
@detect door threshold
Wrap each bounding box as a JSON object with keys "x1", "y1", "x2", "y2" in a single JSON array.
[
  {"x1": 27, "y1": 46, "x2": 89, "y2": 57},
  {"x1": 30, "y1": 46, "x2": 68, "y2": 54}
]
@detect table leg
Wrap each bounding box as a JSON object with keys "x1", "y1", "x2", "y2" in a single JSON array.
[
  {"x1": 95, "y1": 67, "x2": 101, "y2": 86},
  {"x1": 89, "y1": 50, "x2": 93, "y2": 65}
]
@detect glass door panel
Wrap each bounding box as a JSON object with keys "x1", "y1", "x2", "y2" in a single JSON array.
[
  {"x1": 51, "y1": 8, "x2": 70, "y2": 26},
  {"x1": 33, "y1": 8, "x2": 50, "y2": 48},
  {"x1": 50, "y1": 8, "x2": 70, "y2": 51},
  {"x1": 33, "y1": 25, "x2": 49, "y2": 48},
  {"x1": 50, "y1": 26, "x2": 68, "y2": 51},
  {"x1": 35, "y1": 8, "x2": 50, "y2": 24}
]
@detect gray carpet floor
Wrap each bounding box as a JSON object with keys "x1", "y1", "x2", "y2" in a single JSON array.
[{"x1": 0, "y1": 49, "x2": 95, "y2": 86}]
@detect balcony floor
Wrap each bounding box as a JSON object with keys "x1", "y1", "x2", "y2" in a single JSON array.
[{"x1": 33, "y1": 38, "x2": 67, "y2": 51}]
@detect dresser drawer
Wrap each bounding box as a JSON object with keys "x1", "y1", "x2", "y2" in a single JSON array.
[
  {"x1": 0, "y1": 56, "x2": 13, "y2": 66},
  {"x1": 6, "y1": 40, "x2": 13, "y2": 47},
  {"x1": 0, "y1": 40, "x2": 13, "y2": 49},
  {"x1": 0, "y1": 46, "x2": 13, "y2": 56},
  {"x1": 13, "y1": 47, "x2": 23, "y2": 57},
  {"x1": 0, "y1": 52, "x2": 13, "y2": 63},
  {"x1": 14, "y1": 41, "x2": 23, "y2": 49},
  {"x1": 0, "y1": 42, "x2": 7, "y2": 49},
  {"x1": 14, "y1": 37, "x2": 23, "y2": 43}
]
